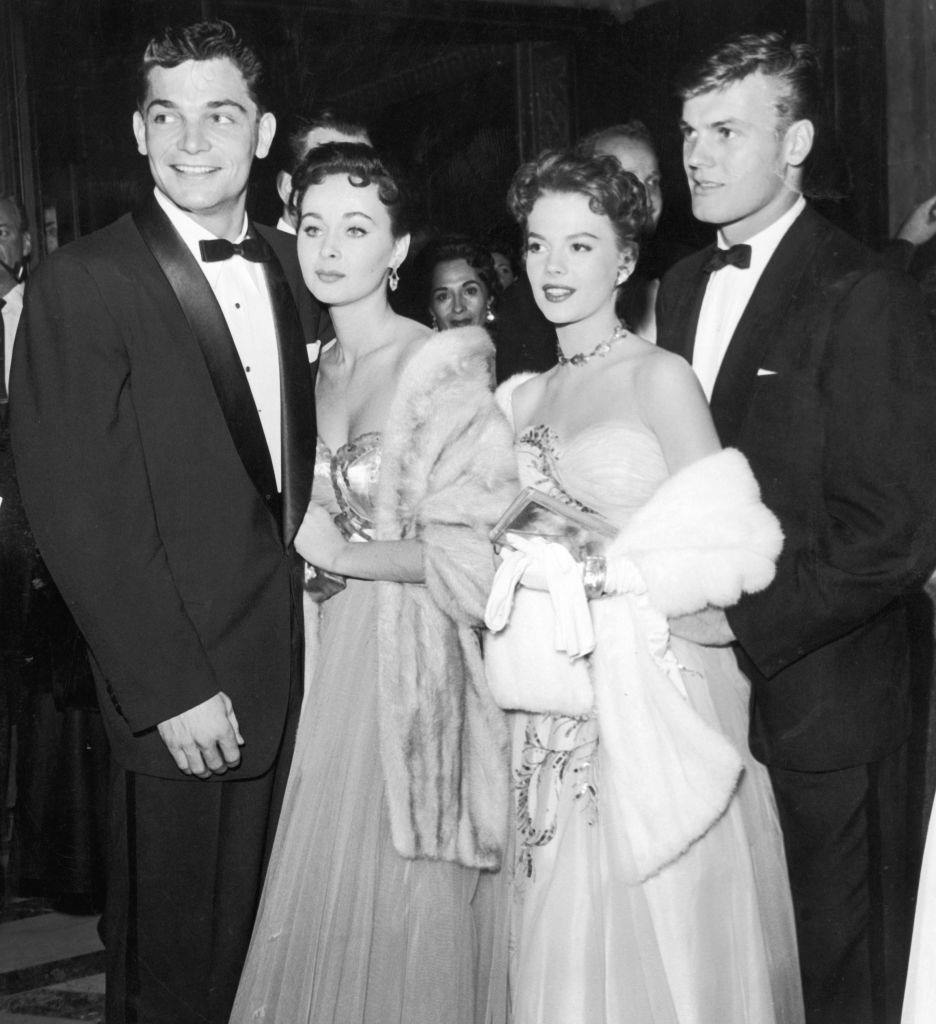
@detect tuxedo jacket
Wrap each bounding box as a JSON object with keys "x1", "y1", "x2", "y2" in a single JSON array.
[
  {"x1": 658, "y1": 204, "x2": 936, "y2": 771},
  {"x1": 10, "y1": 195, "x2": 322, "y2": 778}
]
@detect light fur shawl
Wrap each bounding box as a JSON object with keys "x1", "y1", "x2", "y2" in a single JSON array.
[{"x1": 375, "y1": 327, "x2": 517, "y2": 870}]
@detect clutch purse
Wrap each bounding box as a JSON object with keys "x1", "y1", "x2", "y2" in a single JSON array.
[{"x1": 489, "y1": 486, "x2": 617, "y2": 558}]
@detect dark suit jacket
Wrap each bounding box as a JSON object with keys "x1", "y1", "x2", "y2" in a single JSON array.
[
  {"x1": 10, "y1": 195, "x2": 321, "y2": 778},
  {"x1": 658, "y1": 204, "x2": 936, "y2": 771}
]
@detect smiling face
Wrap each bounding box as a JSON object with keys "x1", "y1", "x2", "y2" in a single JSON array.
[
  {"x1": 132, "y1": 58, "x2": 275, "y2": 239},
  {"x1": 524, "y1": 190, "x2": 632, "y2": 330},
  {"x1": 296, "y1": 173, "x2": 408, "y2": 307},
  {"x1": 680, "y1": 72, "x2": 811, "y2": 243},
  {"x1": 429, "y1": 258, "x2": 491, "y2": 329}
]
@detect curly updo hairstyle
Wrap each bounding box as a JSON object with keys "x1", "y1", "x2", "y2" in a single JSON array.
[
  {"x1": 507, "y1": 149, "x2": 649, "y2": 261},
  {"x1": 289, "y1": 141, "x2": 412, "y2": 239}
]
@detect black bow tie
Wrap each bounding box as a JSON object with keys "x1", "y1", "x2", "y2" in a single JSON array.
[
  {"x1": 199, "y1": 236, "x2": 272, "y2": 263},
  {"x1": 702, "y1": 243, "x2": 752, "y2": 274}
]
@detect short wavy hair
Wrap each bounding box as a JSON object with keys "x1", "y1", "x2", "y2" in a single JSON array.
[
  {"x1": 507, "y1": 149, "x2": 649, "y2": 256},
  {"x1": 676, "y1": 31, "x2": 821, "y2": 130},
  {"x1": 577, "y1": 119, "x2": 657, "y2": 160},
  {"x1": 137, "y1": 21, "x2": 266, "y2": 112},
  {"x1": 423, "y1": 235, "x2": 500, "y2": 300},
  {"x1": 289, "y1": 142, "x2": 412, "y2": 239}
]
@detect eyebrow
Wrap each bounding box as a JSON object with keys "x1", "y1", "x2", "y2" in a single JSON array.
[
  {"x1": 298, "y1": 210, "x2": 377, "y2": 224},
  {"x1": 680, "y1": 116, "x2": 747, "y2": 131},
  {"x1": 527, "y1": 230, "x2": 600, "y2": 240},
  {"x1": 145, "y1": 98, "x2": 249, "y2": 115}
]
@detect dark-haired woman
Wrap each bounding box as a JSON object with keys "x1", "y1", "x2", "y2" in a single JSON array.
[
  {"x1": 425, "y1": 235, "x2": 500, "y2": 331},
  {"x1": 230, "y1": 144, "x2": 515, "y2": 1024},
  {"x1": 485, "y1": 150, "x2": 803, "y2": 1023}
]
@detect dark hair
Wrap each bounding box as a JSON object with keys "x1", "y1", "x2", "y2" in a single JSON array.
[
  {"x1": 137, "y1": 21, "x2": 265, "y2": 112},
  {"x1": 577, "y1": 120, "x2": 657, "y2": 160},
  {"x1": 482, "y1": 229, "x2": 520, "y2": 277},
  {"x1": 423, "y1": 235, "x2": 500, "y2": 301},
  {"x1": 676, "y1": 31, "x2": 821, "y2": 129},
  {"x1": 0, "y1": 194, "x2": 28, "y2": 235},
  {"x1": 289, "y1": 142, "x2": 411, "y2": 238},
  {"x1": 285, "y1": 108, "x2": 371, "y2": 174},
  {"x1": 507, "y1": 149, "x2": 648, "y2": 256}
]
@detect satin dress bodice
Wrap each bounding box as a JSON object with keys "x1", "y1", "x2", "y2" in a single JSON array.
[{"x1": 312, "y1": 432, "x2": 381, "y2": 541}]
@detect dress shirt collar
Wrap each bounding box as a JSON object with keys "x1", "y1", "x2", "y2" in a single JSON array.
[
  {"x1": 153, "y1": 189, "x2": 250, "y2": 282},
  {"x1": 275, "y1": 215, "x2": 296, "y2": 235},
  {"x1": 715, "y1": 195, "x2": 806, "y2": 275},
  {"x1": 1, "y1": 282, "x2": 24, "y2": 316}
]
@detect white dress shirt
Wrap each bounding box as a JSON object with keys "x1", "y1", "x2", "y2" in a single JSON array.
[
  {"x1": 1, "y1": 282, "x2": 24, "y2": 393},
  {"x1": 692, "y1": 196, "x2": 806, "y2": 399},
  {"x1": 154, "y1": 189, "x2": 282, "y2": 489},
  {"x1": 275, "y1": 215, "x2": 296, "y2": 235}
]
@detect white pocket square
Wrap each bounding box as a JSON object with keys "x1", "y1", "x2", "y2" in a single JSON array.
[{"x1": 756, "y1": 368, "x2": 778, "y2": 376}]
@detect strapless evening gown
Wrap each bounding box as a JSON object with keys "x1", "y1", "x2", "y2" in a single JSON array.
[
  {"x1": 507, "y1": 422, "x2": 804, "y2": 1024},
  {"x1": 229, "y1": 434, "x2": 507, "y2": 1024}
]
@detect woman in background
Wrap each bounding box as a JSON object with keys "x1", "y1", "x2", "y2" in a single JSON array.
[
  {"x1": 486, "y1": 149, "x2": 803, "y2": 1024},
  {"x1": 424, "y1": 235, "x2": 500, "y2": 330},
  {"x1": 230, "y1": 143, "x2": 516, "y2": 1024}
]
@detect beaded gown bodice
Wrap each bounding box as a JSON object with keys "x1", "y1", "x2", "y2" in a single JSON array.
[
  {"x1": 312, "y1": 432, "x2": 382, "y2": 541},
  {"x1": 515, "y1": 421, "x2": 668, "y2": 528}
]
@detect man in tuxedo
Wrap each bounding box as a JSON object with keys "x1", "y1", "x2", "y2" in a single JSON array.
[
  {"x1": 658, "y1": 32, "x2": 936, "y2": 1024},
  {"x1": 10, "y1": 21, "x2": 321, "y2": 1024}
]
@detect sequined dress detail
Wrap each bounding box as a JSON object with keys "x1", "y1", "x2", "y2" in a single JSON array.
[{"x1": 507, "y1": 421, "x2": 804, "y2": 1024}]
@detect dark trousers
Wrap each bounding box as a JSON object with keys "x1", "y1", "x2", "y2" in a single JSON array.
[
  {"x1": 103, "y1": 671, "x2": 301, "y2": 1024},
  {"x1": 770, "y1": 743, "x2": 912, "y2": 1024},
  {"x1": 104, "y1": 764, "x2": 280, "y2": 1024}
]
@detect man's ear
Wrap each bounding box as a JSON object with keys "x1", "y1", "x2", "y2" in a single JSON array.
[
  {"x1": 276, "y1": 170, "x2": 293, "y2": 207},
  {"x1": 784, "y1": 118, "x2": 815, "y2": 168},
  {"x1": 132, "y1": 110, "x2": 147, "y2": 157},
  {"x1": 254, "y1": 112, "x2": 276, "y2": 160},
  {"x1": 22, "y1": 230, "x2": 31, "y2": 259}
]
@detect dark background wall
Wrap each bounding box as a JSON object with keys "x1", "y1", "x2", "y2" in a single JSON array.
[{"x1": 4, "y1": 0, "x2": 889, "y2": 260}]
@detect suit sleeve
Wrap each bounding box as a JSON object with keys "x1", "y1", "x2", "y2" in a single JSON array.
[
  {"x1": 727, "y1": 266, "x2": 936, "y2": 676},
  {"x1": 10, "y1": 253, "x2": 219, "y2": 731}
]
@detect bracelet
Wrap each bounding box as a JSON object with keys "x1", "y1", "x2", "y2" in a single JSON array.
[{"x1": 582, "y1": 556, "x2": 607, "y2": 599}]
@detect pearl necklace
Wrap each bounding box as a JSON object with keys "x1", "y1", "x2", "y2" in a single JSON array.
[{"x1": 556, "y1": 323, "x2": 628, "y2": 367}]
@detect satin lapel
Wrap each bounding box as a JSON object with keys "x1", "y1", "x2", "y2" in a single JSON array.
[
  {"x1": 709, "y1": 210, "x2": 817, "y2": 445},
  {"x1": 256, "y1": 225, "x2": 316, "y2": 548},
  {"x1": 658, "y1": 247, "x2": 715, "y2": 362},
  {"x1": 132, "y1": 196, "x2": 279, "y2": 525}
]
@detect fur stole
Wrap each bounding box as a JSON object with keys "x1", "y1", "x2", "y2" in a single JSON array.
[{"x1": 375, "y1": 326, "x2": 518, "y2": 870}]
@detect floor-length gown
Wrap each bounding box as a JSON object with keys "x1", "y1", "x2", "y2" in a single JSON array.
[
  {"x1": 230, "y1": 434, "x2": 507, "y2": 1024},
  {"x1": 508, "y1": 420, "x2": 804, "y2": 1024}
]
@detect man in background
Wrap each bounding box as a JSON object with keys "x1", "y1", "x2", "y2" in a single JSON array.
[{"x1": 274, "y1": 107, "x2": 370, "y2": 233}]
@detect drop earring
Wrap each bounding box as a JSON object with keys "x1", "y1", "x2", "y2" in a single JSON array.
[{"x1": 388, "y1": 267, "x2": 400, "y2": 292}]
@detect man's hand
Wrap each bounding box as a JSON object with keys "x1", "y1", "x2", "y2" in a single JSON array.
[
  {"x1": 157, "y1": 692, "x2": 244, "y2": 779},
  {"x1": 669, "y1": 606, "x2": 736, "y2": 646}
]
